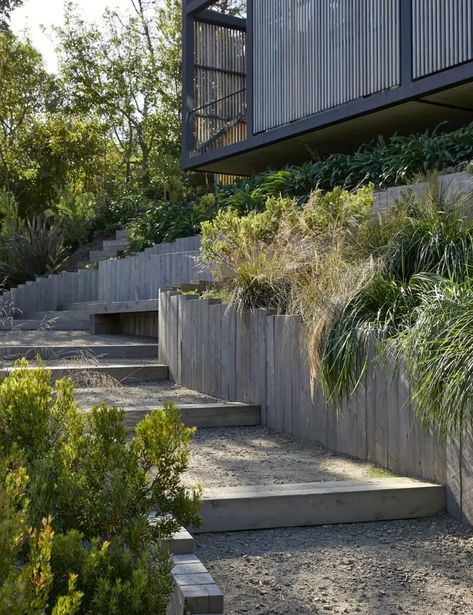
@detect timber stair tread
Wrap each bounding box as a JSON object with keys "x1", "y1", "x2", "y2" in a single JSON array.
[
  {"x1": 0, "y1": 361, "x2": 168, "y2": 383},
  {"x1": 193, "y1": 478, "x2": 445, "y2": 533},
  {"x1": 58, "y1": 299, "x2": 158, "y2": 314},
  {"x1": 80, "y1": 401, "x2": 261, "y2": 429}
]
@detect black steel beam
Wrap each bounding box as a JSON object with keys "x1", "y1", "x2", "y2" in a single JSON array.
[
  {"x1": 181, "y1": 11, "x2": 195, "y2": 164},
  {"x1": 197, "y1": 9, "x2": 246, "y2": 31},
  {"x1": 184, "y1": 0, "x2": 215, "y2": 16},
  {"x1": 183, "y1": 59, "x2": 473, "y2": 170}
]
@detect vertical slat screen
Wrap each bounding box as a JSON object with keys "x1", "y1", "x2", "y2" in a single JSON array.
[
  {"x1": 192, "y1": 21, "x2": 247, "y2": 154},
  {"x1": 253, "y1": 0, "x2": 400, "y2": 134},
  {"x1": 412, "y1": 0, "x2": 473, "y2": 79}
]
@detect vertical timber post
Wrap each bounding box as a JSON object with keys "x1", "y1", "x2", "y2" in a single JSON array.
[{"x1": 182, "y1": 9, "x2": 194, "y2": 165}]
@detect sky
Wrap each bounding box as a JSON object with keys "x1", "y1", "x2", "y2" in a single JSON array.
[{"x1": 11, "y1": 0, "x2": 132, "y2": 71}]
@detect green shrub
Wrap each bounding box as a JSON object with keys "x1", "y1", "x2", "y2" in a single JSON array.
[
  {"x1": 55, "y1": 188, "x2": 96, "y2": 248},
  {"x1": 0, "y1": 361, "x2": 200, "y2": 614},
  {"x1": 217, "y1": 122, "x2": 473, "y2": 211},
  {"x1": 0, "y1": 459, "x2": 82, "y2": 615},
  {"x1": 201, "y1": 187, "x2": 375, "y2": 313},
  {"x1": 129, "y1": 193, "x2": 219, "y2": 251}
]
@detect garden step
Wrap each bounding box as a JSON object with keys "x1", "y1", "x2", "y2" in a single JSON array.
[
  {"x1": 115, "y1": 229, "x2": 129, "y2": 241},
  {"x1": 59, "y1": 299, "x2": 158, "y2": 314},
  {"x1": 115, "y1": 402, "x2": 261, "y2": 430},
  {"x1": 0, "y1": 319, "x2": 89, "y2": 331},
  {"x1": 16, "y1": 310, "x2": 88, "y2": 321},
  {"x1": 0, "y1": 361, "x2": 169, "y2": 383},
  {"x1": 102, "y1": 239, "x2": 129, "y2": 250},
  {"x1": 0, "y1": 343, "x2": 159, "y2": 361},
  {"x1": 192, "y1": 479, "x2": 445, "y2": 533},
  {"x1": 89, "y1": 246, "x2": 126, "y2": 261}
]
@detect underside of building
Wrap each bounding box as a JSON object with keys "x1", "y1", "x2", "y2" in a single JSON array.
[{"x1": 182, "y1": 0, "x2": 473, "y2": 175}]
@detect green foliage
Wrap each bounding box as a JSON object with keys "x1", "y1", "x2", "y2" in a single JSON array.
[
  {"x1": 201, "y1": 188, "x2": 374, "y2": 313},
  {"x1": 130, "y1": 123, "x2": 473, "y2": 253},
  {"x1": 0, "y1": 459, "x2": 82, "y2": 615},
  {"x1": 219, "y1": 123, "x2": 473, "y2": 211},
  {"x1": 0, "y1": 215, "x2": 66, "y2": 286},
  {"x1": 55, "y1": 188, "x2": 96, "y2": 248},
  {"x1": 400, "y1": 279, "x2": 473, "y2": 435},
  {"x1": 129, "y1": 192, "x2": 219, "y2": 250},
  {"x1": 321, "y1": 190, "x2": 473, "y2": 435},
  {"x1": 0, "y1": 361, "x2": 200, "y2": 614},
  {"x1": 0, "y1": 0, "x2": 23, "y2": 32}
]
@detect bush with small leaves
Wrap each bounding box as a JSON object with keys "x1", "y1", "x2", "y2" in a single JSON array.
[{"x1": 0, "y1": 361, "x2": 200, "y2": 614}]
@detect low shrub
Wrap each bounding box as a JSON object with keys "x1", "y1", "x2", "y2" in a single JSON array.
[
  {"x1": 0, "y1": 215, "x2": 67, "y2": 286},
  {"x1": 201, "y1": 187, "x2": 375, "y2": 313},
  {"x1": 55, "y1": 188, "x2": 96, "y2": 248},
  {"x1": 0, "y1": 361, "x2": 200, "y2": 614}
]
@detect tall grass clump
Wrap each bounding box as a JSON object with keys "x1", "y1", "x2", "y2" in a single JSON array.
[
  {"x1": 321, "y1": 187, "x2": 473, "y2": 435},
  {"x1": 201, "y1": 186, "x2": 374, "y2": 317}
]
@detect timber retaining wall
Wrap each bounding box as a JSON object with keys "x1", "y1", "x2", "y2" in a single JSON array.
[
  {"x1": 0, "y1": 235, "x2": 209, "y2": 315},
  {"x1": 158, "y1": 291, "x2": 473, "y2": 526}
]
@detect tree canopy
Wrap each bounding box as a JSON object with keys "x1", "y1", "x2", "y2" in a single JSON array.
[{"x1": 0, "y1": 0, "x2": 23, "y2": 32}]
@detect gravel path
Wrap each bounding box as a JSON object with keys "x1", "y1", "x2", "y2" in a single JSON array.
[
  {"x1": 185, "y1": 426, "x2": 384, "y2": 489},
  {"x1": 196, "y1": 515, "x2": 473, "y2": 615},
  {"x1": 74, "y1": 381, "x2": 219, "y2": 408}
]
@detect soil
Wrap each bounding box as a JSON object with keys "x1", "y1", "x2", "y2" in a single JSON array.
[{"x1": 196, "y1": 515, "x2": 473, "y2": 615}]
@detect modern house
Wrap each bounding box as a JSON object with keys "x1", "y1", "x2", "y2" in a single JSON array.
[{"x1": 182, "y1": 0, "x2": 473, "y2": 175}]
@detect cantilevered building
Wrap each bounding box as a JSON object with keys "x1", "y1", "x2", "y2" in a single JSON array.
[{"x1": 182, "y1": 0, "x2": 473, "y2": 175}]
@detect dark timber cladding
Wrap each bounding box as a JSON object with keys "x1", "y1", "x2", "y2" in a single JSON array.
[{"x1": 182, "y1": 0, "x2": 473, "y2": 175}]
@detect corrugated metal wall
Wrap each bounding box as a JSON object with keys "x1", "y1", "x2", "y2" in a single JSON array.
[
  {"x1": 412, "y1": 0, "x2": 473, "y2": 79},
  {"x1": 253, "y1": 0, "x2": 401, "y2": 134},
  {"x1": 192, "y1": 21, "x2": 247, "y2": 153}
]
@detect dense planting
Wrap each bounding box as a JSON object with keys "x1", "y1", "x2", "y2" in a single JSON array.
[
  {"x1": 202, "y1": 182, "x2": 473, "y2": 435},
  {"x1": 129, "y1": 123, "x2": 473, "y2": 251},
  {"x1": 0, "y1": 362, "x2": 200, "y2": 614}
]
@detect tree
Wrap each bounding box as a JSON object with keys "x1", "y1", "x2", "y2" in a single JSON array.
[
  {"x1": 0, "y1": 31, "x2": 106, "y2": 214},
  {"x1": 56, "y1": 0, "x2": 183, "y2": 192},
  {"x1": 0, "y1": 0, "x2": 23, "y2": 32},
  {"x1": 0, "y1": 32, "x2": 50, "y2": 199}
]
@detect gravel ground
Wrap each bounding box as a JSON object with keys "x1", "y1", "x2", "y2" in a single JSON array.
[
  {"x1": 185, "y1": 426, "x2": 382, "y2": 489},
  {"x1": 196, "y1": 515, "x2": 473, "y2": 615},
  {"x1": 74, "y1": 381, "x2": 219, "y2": 408}
]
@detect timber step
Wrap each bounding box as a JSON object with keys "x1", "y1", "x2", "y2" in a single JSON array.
[
  {"x1": 116, "y1": 402, "x2": 261, "y2": 429},
  {"x1": 193, "y1": 479, "x2": 445, "y2": 533},
  {"x1": 0, "y1": 362, "x2": 169, "y2": 383},
  {"x1": 0, "y1": 318, "x2": 89, "y2": 331},
  {"x1": 58, "y1": 299, "x2": 158, "y2": 314},
  {"x1": 0, "y1": 343, "x2": 159, "y2": 361},
  {"x1": 166, "y1": 527, "x2": 195, "y2": 555},
  {"x1": 15, "y1": 310, "x2": 88, "y2": 321}
]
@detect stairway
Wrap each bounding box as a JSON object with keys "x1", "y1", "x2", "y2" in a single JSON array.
[
  {"x1": 88, "y1": 229, "x2": 130, "y2": 263},
  {"x1": 0, "y1": 312, "x2": 446, "y2": 615}
]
